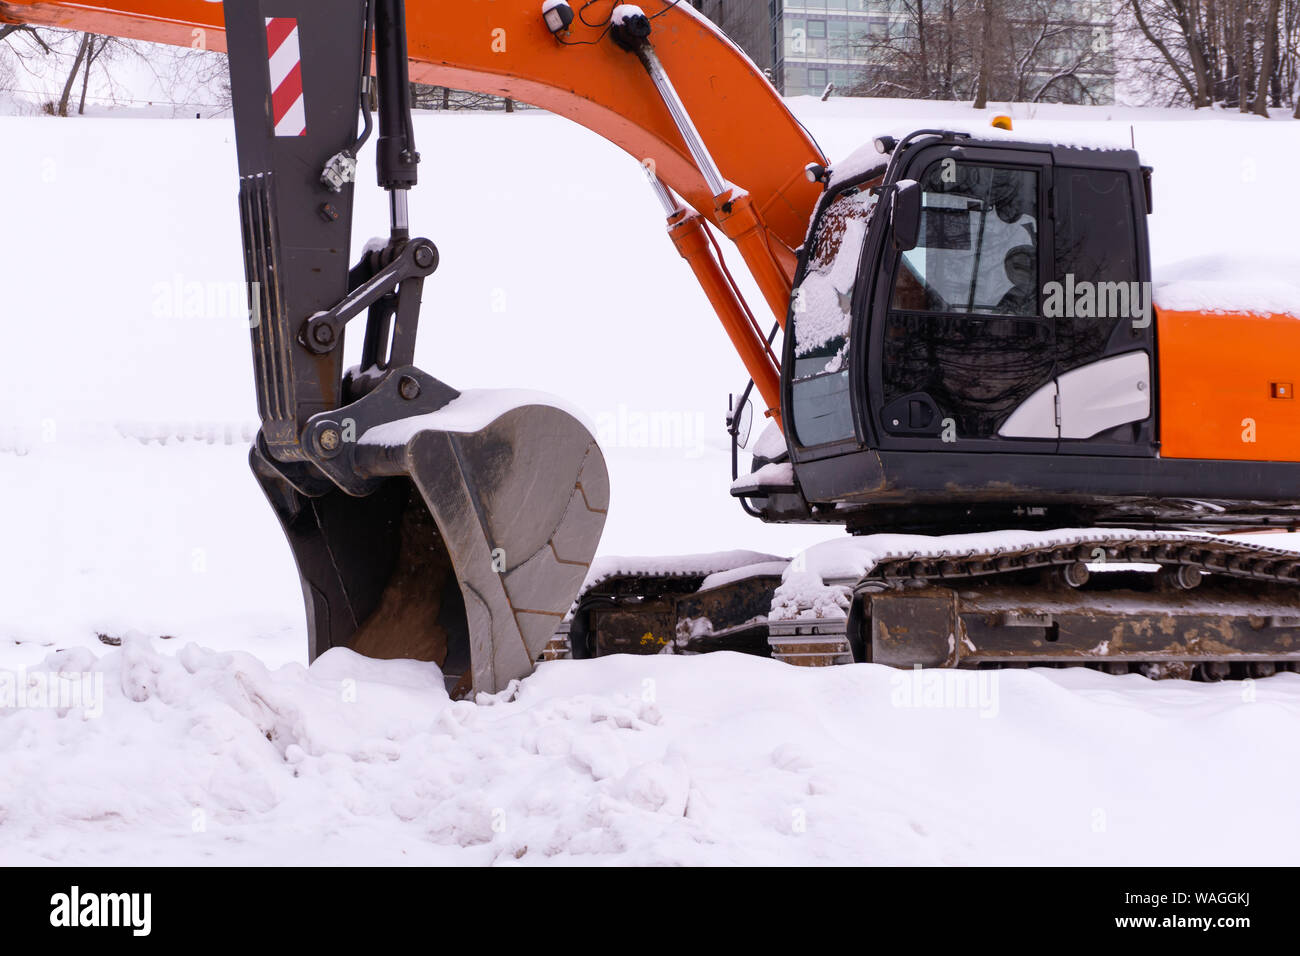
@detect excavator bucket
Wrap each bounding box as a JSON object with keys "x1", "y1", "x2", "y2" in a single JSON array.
[
  {"x1": 251, "y1": 394, "x2": 608, "y2": 697},
  {"x1": 215, "y1": 0, "x2": 609, "y2": 695}
]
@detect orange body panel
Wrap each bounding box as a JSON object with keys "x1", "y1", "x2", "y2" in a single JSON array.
[{"x1": 1157, "y1": 308, "x2": 1300, "y2": 462}]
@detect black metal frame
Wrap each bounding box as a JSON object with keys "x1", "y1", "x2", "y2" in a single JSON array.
[{"x1": 226, "y1": 0, "x2": 449, "y2": 481}]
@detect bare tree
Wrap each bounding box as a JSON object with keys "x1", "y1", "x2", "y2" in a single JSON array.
[
  {"x1": 1253, "y1": 0, "x2": 1283, "y2": 112},
  {"x1": 54, "y1": 31, "x2": 91, "y2": 116},
  {"x1": 136, "y1": 43, "x2": 232, "y2": 115},
  {"x1": 1126, "y1": 0, "x2": 1200, "y2": 104},
  {"x1": 1124, "y1": 0, "x2": 1298, "y2": 114},
  {"x1": 841, "y1": 0, "x2": 978, "y2": 101},
  {"x1": 973, "y1": 0, "x2": 997, "y2": 108},
  {"x1": 845, "y1": 0, "x2": 1113, "y2": 107},
  {"x1": 1, "y1": 21, "x2": 54, "y2": 106},
  {"x1": 410, "y1": 84, "x2": 527, "y2": 111},
  {"x1": 0, "y1": 23, "x2": 47, "y2": 48},
  {"x1": 75, "y1": 33, "x2": 118, "y2": 114},
  {"x1": 1238, "y1": 0, "x2": 1251, "y2": 112},
  {"x1": 15, "y1": 26, "x2": 231, "y2": 116}
]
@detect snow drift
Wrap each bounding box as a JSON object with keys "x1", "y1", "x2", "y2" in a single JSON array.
[{"x1": 5, "y1": 640, "x2": 1300, "y2": 866}]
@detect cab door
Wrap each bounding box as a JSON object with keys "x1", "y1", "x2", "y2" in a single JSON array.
[
  {"x1": 867, "y1": 147, "x2": 1061, "y2": 453},
  {"x1": 1045, "y1": 160, "x2": 1156, "y2": 456}
]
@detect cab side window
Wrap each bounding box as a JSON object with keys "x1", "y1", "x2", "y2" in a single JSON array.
[
  {"x1": 891, "y1": 163, "x2": 1039, "y2": 316},
  {"x1": 1052, "y1": 167, "x2": 1142, "y2": 373},
  {"x1": 788, "y1": 184, "x2": 878, "y2": 447}
]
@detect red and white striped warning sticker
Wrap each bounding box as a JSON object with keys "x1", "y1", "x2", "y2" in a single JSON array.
[{"x1": 265, "y1": 17, "x2": 306, "y2": 137}]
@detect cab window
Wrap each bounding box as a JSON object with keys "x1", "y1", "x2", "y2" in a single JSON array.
[
  {"x1": 1053, "y1": 167, "x2": 1141, "y2": 373},
  {"x1": 891, "y1": 163, "x2": 1039, "y2": 315},
  {"x1": 788, "y1": 183, "x2": 878, "y2": 447},
  {"x1": 882, "y1": 160, "x2": 1055, "y2": 440}
]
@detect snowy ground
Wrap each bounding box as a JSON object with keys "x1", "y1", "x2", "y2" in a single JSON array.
[
  {"x1": 7, "y1": 644, "x2": 1300, "y2": 866},
  {"x1": 2, "y1": 97, "x2": 1299, "y2": 864}
]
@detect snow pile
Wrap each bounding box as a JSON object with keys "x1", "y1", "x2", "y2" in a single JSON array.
[
  {"x1": 769, "y1": 537, "x2": 869, "y2": 623},
  {"x1": 699, "y1": 559, "x2": 789, "y2": 591},
  {"x1": 749, "y1": 421, "x2": 789, "y2": 462},
  {"x1": 581, "y1": 549, "x2": 784, "y2": 595},
  {"x1": 729, "y1": 460, "x2": 794, "y2": 495},
  {"x1": 1154, "y1": 254, "x2": 1300, "y2": 318},
  {"x1": 611, "y1": 5, "x2": 643, "y2": 24},
  {"x1": 826, "y1": 140, "x2": 889, "y2": 190},
  {"x1": 7, "y1": 638, "x2": 1300, "y2": 865},
  {"x1": 359, "y1": 388, "x2": 597, "y2": 446},
  {"x1": 770, "y1": 571, "x2": 852, "y2": 623}
]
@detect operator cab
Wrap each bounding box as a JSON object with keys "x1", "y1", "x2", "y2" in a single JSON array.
[{"x1": 759, "y1": 131, "x2": 1185, "y2": 532}]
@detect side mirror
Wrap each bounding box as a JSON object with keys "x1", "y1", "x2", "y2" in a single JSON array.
[
  {"x1": 735, "y1": 398, "x2": 753, "y2": 450},
  {"x1": 891, "y1": 179, "x2": 921, "y2": 252},
  {"x1": 727, "y1": 392, "x2": 756, "y2": 485},
  {"x1": 728, "y1": 394, "x2": 754, "y2": 449}
]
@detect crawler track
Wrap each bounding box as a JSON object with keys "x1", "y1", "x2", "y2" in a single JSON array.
[
  {"x1": 861, "y1": 530, "x2": 1300, "y2": 589},
  {"x1": 559, "y1": 532, "x2": 1300, "y2": 680},
  {"x1": 833, "y1": 532, "x2": 1300, "y2": 680}
]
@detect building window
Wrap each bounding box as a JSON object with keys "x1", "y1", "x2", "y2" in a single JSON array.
[{"x1": 805, "y1": 18, "x2": 827, "y2": 55}]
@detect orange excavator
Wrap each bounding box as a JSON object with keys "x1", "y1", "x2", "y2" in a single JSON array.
[{"x1": 5, "y1": 0, "x2": 1300, "y2": 689}]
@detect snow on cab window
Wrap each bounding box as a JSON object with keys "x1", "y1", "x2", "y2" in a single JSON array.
[{"x1": 792, "y1": 187, "x2": 877, "y2": 376}]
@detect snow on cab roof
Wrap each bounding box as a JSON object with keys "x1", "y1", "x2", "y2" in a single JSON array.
[{"x1": 827, "y1": 124, "x2": 1131, "y2": 191}]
